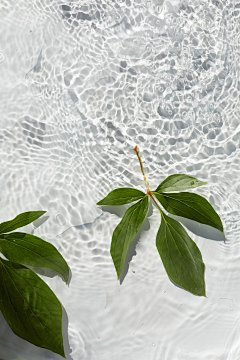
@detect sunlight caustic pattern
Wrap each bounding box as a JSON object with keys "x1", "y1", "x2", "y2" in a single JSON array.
[{"x1": 0, "y1": 0, "x2": 240, "y2": 359}]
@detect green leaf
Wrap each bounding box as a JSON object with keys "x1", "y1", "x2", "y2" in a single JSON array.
[
  {"x1": 0, "y1": 211, "x2": 47, "y2": 234},
  {"x1": 154, "y1": 192, "x2": 223, "y2": 233},
  {"x1": 110, "y1": 195, "x2": 149, "y2": 279},
  {"x1": 0, "y1": 258, "x2": 65, "y2": 357},
  {"x1": 155, "y1": 174, "x2": 207, "y2": 193},
  {"x1": 97, "y1": 188, "x2": 146, "y2": 206},
  {"x1": 0, "y1": 232, "x2": 69, "y2": 283},
  {"x1": 156, "y1": 212, "x2": 205, "y2": 296}
]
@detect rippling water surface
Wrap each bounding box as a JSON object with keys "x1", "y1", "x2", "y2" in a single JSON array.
[{"x1": 1, "y1": 0, "x2": 240, "y2": 359}]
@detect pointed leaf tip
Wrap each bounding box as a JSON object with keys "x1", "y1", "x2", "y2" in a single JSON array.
[
  {"x1": 0, "y1": 211, "x2": 47, "y2": 234},
  {"x1": 0, "y1": 232, "x2": 70, "y2": 283}
]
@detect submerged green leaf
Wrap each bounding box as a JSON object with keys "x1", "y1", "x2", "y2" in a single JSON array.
[
  {"x1": 97, "y1": 188, "x2": 145, "y2": 206},
  {"x1": 155, "y1": 174, "x2": 207, "y2": 193},
  {"x1": 110, "y1": 195, "x2": 149, "y2": 279},
  {"x1": 154, "y1": 192, "x2": 223, "y2": 233},
  {"x1": 156, "y1": 212, "x2": 205, "y2": 296},
  {"x1": 0, "y1": 232, "x2": 70, "y2": 283},
  {"x1": 0, "y1": 211, "x2": 46, "y2": 234},
  {"x1": 0, "y1": 258, "x2": 65, "y2": 357}
]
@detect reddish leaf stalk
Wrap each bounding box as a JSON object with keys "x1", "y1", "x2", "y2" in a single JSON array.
[{"x1": 133, "y1": 146, "x2": 163, "y2": 215}]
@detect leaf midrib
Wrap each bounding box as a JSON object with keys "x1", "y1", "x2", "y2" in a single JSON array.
[
  {"x1": 0, "y1": 237, "x2": 66, "y2": 276},
  {"x1": 159, "y1": 193, "x2": 220, "y2": 229},
  {"x1": 1, "y1": 263, "x2": 37, "y2": 340},
  {"x1": 0, "y1": 260, "x2": 62, "y2": 352},
  {"x1": 113, "y1": 196, "x2": 148, "y2": 275},
  {"x1": 0, "y1": 213, "x2": 45, "y2": 234},
  {"x1": 163, "y1": 215, "x2": 202, "y2": 287}
]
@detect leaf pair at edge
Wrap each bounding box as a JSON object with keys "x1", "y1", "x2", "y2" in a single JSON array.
[
  {"x1": 0, "y1": 211, "x2": 70, "y2": 358},
  {"x1": 0, "y1": 211, "x2": 69, "y2": 283},
  {"x1": 97, "y1": 174, "x2": 223, "y2": 297}
]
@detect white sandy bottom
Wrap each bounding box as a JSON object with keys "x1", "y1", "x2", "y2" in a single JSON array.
[{"x1": 0, "y1": 0, "x2": 240, "y2": 359}]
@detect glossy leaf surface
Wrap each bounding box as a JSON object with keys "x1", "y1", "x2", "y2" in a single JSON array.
[
  {"x1": 156, "y1": 212, "x2": 205, "y2": 296},
  {"x1": 0, "y1": 232, "x2": 69, "y2": 283},
  {"x1": 0, "y1": 211, "x2": 46, "y2": 234},
  {"x1": 110, "y1": 195, "x2": 148, "y2": 279},
  {"x1": 154, "y1": 192, "x2": 223, "y2": 233},
  {"x1": 0, "y1": 258, "x2": 65, "y2": 357},
  {"x1": 155, "y1": 174, "x2": 207, "y2": 193},
  {"x1": 97, "y1": 188, "x2": 145, "y2": 206}
]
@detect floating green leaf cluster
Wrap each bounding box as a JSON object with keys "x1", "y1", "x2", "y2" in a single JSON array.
[
  {"x1": 97, "y1": 146, "x2": 224, "y2": 297},
  {"x1": 0, "y1": 211, "x2": 69, "y2": 357}
]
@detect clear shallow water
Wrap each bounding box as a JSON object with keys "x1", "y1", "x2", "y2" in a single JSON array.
[{"x1": 0, "y1": 0, "x2": 240, "y2": 358}]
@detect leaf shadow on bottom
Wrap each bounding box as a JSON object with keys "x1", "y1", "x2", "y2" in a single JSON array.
[
  {"x1": 119, "y1": 212, "x2": 150, "y2": 285},
  {"x1": 31, "y1": 215, "x2": 49, "y2": 231},
  {"x1": 168, "y1": 277, "x2": 206, "y2": 297},
  {"x1": 26, "y1": 266, "x2": 73, "y2": 285},
  {"x1": 0, "y1": 305, "x2": 73, "y2": 360},
  {"x1": 62, "y1": 306, "x2": 74, "y2": 360},
  {"x1": 168, "y1": 214, "x2": 226, "y2": 242}
]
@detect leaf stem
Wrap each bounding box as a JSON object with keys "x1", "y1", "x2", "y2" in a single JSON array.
[
  {"x1": 150, "y1": 191, "x2": 165, "y2": 217},
  {"x1": 133, "y1": 146, "x2": 164, "y2": 216},
  {"x1": 133, "y1": 146, "x2": 150, "y2": 191}
]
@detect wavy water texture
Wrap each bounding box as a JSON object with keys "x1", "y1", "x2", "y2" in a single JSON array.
[{"x1": 0, "y1": 0, "x2": 240, "y2": 359}]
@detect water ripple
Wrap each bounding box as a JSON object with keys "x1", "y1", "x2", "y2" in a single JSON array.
[
  {"x1": 1, "y1": 0, "x2": 240, "y2": 359},
  {"x1": 0, "y1": 51, "x2": 6, "y2": 65}
]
